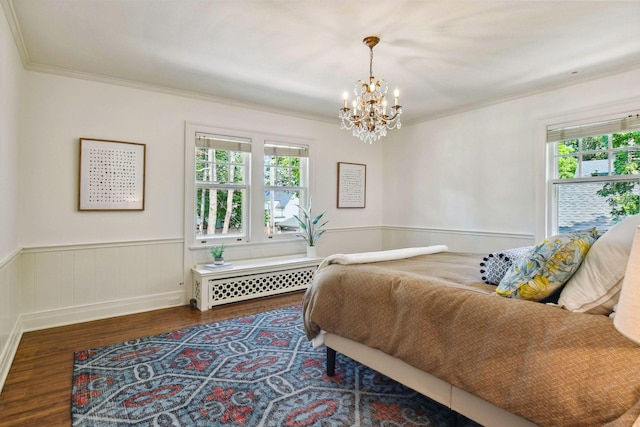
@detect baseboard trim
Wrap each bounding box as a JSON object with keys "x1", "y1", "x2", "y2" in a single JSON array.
[
  {"x1": 20, "y1": 290, "x2": 187, "y2": 333},
  {"x1": 0, "y1": 317, "x2": 23, "y2": 394}
]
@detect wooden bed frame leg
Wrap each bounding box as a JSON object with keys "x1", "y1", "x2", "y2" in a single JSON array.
[{"x1": 326, "y1": 347, "x2": 336, "y2": 377}]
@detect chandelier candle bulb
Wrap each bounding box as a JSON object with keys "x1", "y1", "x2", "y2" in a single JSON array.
[
  {"x1": 343, "y1": 92, "x2": 348, "y2": 108},
  {"x1": 394, "y1": 89, "x2": 399, "y2": 105}
]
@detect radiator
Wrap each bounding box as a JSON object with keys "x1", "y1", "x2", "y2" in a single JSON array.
[
  {"x1": 191, "y1": 257, "x2": 320, "y2": 310},
  {"x1": 209, "y1": 266, "x2": 316, "y2": 305}
]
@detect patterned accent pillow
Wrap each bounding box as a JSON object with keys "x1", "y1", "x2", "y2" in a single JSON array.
[
  {"x1": 479, "y1": 246, "x2": 534, "y2": 285},
  {"x1": 496, "y1": 229, "x2": 599, "y2": 302}
]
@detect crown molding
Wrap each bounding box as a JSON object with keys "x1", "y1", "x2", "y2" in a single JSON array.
[
  {"x1": 404, "y1": 62, "x2": 640, "y2": 126},
  {"x1": 5, "y1": 0, "x2": 640, "y2": 128},
  {"x1": 0, "y1": 0, "x2": 29, "y2": 65},
  {"x1": 1, "y1": 2, "x2": 333, "y2": 124},
  {"x1": 24, "y1": 62, "x2": 337, "y2": 124}
]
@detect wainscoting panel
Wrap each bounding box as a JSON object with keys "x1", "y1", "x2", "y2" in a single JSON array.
[
  {"x1": 118, "y1": 245, "x2": 146, "y2": 300},
  {"x1": 0, "y1": 249, "x2": 21, "y2": 394},
  {"x1": 94, "y1": 247, "x2": 120, "y2": 304},
  {"x1": 19, "y1": 239, "x2": 185, "y2": 329},
  {"x1": 35, "y1": 250, "x2": 65, "y2": 311}
]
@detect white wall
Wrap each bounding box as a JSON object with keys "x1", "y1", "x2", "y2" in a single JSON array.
[
  {"x1": 0, "y1": 4, "x2": 21, "y2": 259},
  {"x1": 11, "y1": 69, "x2": 385, "y2": 335},
  {"x1": 12, "y1": 62, "x2": 640, "y2": 329},
  {"x1": 382, "y1": 69, "x2": 640, "y2": 253},
  {"x1": 0, "y1": 1, "x2": 24, "y2": 393},
  {"x1": 19, "y1": 72, "x2": 384, "y2": 250},
  {"x1": 0, "y1": 65, "x2": 386, "y2": 392}
]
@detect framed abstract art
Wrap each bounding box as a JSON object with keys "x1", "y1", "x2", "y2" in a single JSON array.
[{"x1": 78, "y1": 138, "x2": 146, "y2": 211}]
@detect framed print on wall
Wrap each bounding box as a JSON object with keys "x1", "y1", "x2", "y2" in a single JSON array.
[
  {"x1": 337, "y1": 162, "x2": 366, "y2": 208},
  {"x1": 78, "y1": 138, "x2": 146, "y2": 211}
]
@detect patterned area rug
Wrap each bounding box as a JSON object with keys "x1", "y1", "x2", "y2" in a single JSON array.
[{"x1": 72, "y1": 305, "x2": 481, "y2": 426}]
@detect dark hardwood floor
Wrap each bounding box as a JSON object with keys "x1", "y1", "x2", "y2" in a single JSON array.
[{"x1": 0, "y1": 292, "x2": 305, "y2": 426}]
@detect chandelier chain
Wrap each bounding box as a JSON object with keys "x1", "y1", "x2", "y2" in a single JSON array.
[{"x1": 369, "y1": 46, "x2": 374, "y2": 78}]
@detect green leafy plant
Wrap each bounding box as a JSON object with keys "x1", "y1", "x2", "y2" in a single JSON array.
[
  {"x1": 294, "y1": 198, "x2": 328, "y2": 247},
  {"x1": 596, "y1": 131, "x2": 640, "y2": 222},
  {"x1": 210, "y1": 244, "x2": 225, "y2": 259},
  {"x1": 557, "y1": 143, "x2": 578, "y2": 179}
]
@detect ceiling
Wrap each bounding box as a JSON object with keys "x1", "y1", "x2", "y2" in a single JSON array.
[{"x1": 4, "y1": 0, "x2": 640, "y2": 124}]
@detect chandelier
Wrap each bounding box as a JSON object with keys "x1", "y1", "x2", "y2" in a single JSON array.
[{"x1": 339, "y1": 36, "x2": 402, "y2": 144}]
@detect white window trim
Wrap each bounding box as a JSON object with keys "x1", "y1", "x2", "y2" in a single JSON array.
[
  {"x1": 535, "y1": 97, "x2": 640, "y2": 241},
  {"x1": 184, "y1": 122, "x2": 314, "y2": 250}
]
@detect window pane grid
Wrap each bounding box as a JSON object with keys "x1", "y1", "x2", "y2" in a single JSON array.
[
  {"x1": 196, "y1": 183, "x2": 248, "y2": 190},
  {"x1": 553, "y1": 134, "x2": 640, "y2": 179},
  {"x1": 550, "y1": 129, "x2": 639, "y2": 234},
  {"x1": 190, "y1": 129, "x2": 310, "y2": 245},
  {"x1": 195, "y1": 187, "x2": 246, "y2": 238},
  {"x1": 196, "y1": 148, "x2": 246, "y2": 185},
  {"x1": 264, "y1": 190, "x2": 302, "y2": 236},
  {"x1": 194, "y1": 145, "x2": 249, "y2": 240},
  {"x1": 264, "y1": 155, "x2": 301, "y2": 187},
  {"x1": 196, "y1": 159, "x2": 246, "y2": 168},
  {"x1": 263, "y1": 151, "x2": 306, "y2": 236},
  {"x1": 195, "y1": 170, "x2": 247, "y2": 184}
]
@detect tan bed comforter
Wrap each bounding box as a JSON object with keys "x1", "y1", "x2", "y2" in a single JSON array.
[{"x1": 302, "y1": 252, "x2": 640, "y2": 427}]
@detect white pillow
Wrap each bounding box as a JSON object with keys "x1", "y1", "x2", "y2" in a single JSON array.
[{"x1": 558, "y1": 214, "x2": 640, "y2": 315}]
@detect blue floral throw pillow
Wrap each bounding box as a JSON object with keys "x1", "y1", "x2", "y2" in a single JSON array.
[{"x1": 496, "y1": 229, "x2": 599, "y2": 302}]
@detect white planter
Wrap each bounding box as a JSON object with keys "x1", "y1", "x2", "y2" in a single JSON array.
[{"x1": 306, "y1": 246, "x2": 317, "y2": 258}]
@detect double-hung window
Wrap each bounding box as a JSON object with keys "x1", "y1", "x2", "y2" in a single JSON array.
[
  {"x1": 547, "y1": 114, "x2": 640, "y2": 235},
  {"x1": 263, "y1": 142, "x2": 308, "y2": 237},
  {"x1": 194, "y1": 133, "x2": 250, "y2": 242},
  {"x1": 187, "y1": 124, "x2": 311, "y2": 247}
]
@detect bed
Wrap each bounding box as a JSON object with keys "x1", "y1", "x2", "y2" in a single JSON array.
[{"x1": 302, "y1": 244, "x2": 640, "y2": 427}]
